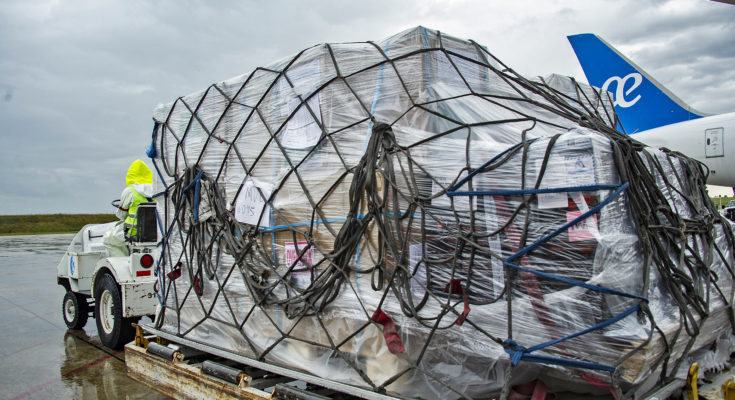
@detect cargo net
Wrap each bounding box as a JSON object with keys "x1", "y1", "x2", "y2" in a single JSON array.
[{"x1": 147, "y1": 27, "x2": 735, "y2": 399}]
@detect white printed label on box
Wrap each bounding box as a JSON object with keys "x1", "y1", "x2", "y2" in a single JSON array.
[
  {"x1": 285, "y1": 241, "x2": 314, "y2": 288},
  {"x1": 534, "y1": 159, "x2": 568, "y2": 209},
  {"x1": 538, "y1": 191, "x2": 568, "y2": 209},
  {"x1": 279, "y1": 60, "x2": 323, "y2": 149},
  {"x1": 564, "y1": 154, "x2": 596, "y2": 186},
  {"x1": 280, "y1": 94, "x2": 322, "y2": 149},
  {"x1": 234, "y1": 179, "x2": 272, "y2": 227},
  {"x1": 409, "y1": 243, "x2": 427, "y2": 294},
  {"x1": 566, "y1": 211, "x2": 598, "y2": 242}
]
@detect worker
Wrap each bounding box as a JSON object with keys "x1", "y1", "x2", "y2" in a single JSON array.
[
  {"x1": 117, "y1": 159, "x2": 155, "y2": 237},
  {"x1": 104, "y1": 160, "x2": 155, "y2": 256}
]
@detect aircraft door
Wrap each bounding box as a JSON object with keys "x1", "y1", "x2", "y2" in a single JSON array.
[{"x1": 705, "y1": 127, "x2": 724, "y2": 158}]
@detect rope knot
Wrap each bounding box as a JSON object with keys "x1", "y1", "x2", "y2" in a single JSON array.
[{"x1": 503, "y1": 339, "x2": 528, "y2": 366}]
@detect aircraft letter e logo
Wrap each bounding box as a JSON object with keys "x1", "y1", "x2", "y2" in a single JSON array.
[{"x1": 601, "y1": 72, "x2": 643, "y2": 108}]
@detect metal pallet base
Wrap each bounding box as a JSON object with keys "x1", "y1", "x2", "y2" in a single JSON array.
[
  {"x1": 126, "y1": 342, "x2": 273, "y2": 400},
  {"x1": 138, "y1": 323, "x2": 402, "y2": 400}
]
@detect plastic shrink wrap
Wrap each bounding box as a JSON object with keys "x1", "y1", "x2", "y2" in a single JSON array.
[{"x1": 147, "y1": 27, "x2": 735, "y2": 399}]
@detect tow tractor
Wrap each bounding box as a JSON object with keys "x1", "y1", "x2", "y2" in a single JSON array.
[{"x1": 56, "y1": 202, "x2": 159, "y2": 349}]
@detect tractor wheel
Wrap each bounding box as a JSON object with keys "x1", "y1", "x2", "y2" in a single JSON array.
[
  {"x1": 94, "y1": 273, "x2": 137, "y2": 349},
  {"x1": 62, "y1": 291, "x2": 89, "y2": 330}
]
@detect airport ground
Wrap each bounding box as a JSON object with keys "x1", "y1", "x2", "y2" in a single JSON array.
[
  {"x1": 0, "y1": 234, "x2": 165, "y2": 400},
  {"x1": 1, "y1": 210, "x2": 734, "y2": 399}
]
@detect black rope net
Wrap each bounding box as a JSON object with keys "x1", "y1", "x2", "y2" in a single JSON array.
[{"x1": 148, "y1": 27, "x2": 735, "y2": 399}]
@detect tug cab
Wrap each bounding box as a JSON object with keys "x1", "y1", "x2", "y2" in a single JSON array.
[{"x1": 57, "y1": 202, "x2": 159, "y2": 349}]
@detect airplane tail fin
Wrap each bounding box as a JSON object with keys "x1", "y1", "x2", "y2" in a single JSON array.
[{"x1": 567, "y1": 33, "x2": 706, "y2": 133}]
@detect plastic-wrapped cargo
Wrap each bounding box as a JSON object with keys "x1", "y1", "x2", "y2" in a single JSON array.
[{"x1": 146, "y1": 27, "x2": 735, "y2": 399}]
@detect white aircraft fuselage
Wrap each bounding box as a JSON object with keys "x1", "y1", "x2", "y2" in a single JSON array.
[{"x1": 633, "y1": 112, "x2": 735, "y2": 187}]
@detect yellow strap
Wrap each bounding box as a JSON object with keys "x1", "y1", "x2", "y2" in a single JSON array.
[
  {"x1": 686, "y1": 362, "x2": 699, "y2": 400},
  {"x1": 723, "y1": 376, "x2": 735, "y2": 400}
]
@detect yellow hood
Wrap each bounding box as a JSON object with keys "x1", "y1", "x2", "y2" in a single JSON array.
[{"x1": 125, "y1": 159, "x2": 153, "y2": 186}]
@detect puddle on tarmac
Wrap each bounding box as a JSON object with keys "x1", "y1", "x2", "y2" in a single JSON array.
[{"x1": 0, "y1": 233, "x2": 166, "y2": 399}]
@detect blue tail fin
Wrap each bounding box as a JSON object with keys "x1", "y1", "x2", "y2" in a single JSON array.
[{"x1": 567, "y1": 33, "x2": 705, "y2": 133}]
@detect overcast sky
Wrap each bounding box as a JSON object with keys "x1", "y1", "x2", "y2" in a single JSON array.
[{"x1": 1, "y1": 0, "x2": 734, "y2": 214}]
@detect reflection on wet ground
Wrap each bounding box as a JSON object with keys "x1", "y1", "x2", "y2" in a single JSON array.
[{"x1": 0, "y1": 234, "x2": 167, "y2": 399}]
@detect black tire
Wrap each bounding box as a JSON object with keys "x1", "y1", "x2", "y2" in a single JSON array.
[
  {"x1": 94, "y1": 273, "x2": 137, "y2": 349},
  {"x1": 62, "y1": 291, "x2": 89, "y2": 329}
]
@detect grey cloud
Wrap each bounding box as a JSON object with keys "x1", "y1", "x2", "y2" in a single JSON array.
[{"x1": 1, "y1": 0, "x2": 733, "y2": 214}]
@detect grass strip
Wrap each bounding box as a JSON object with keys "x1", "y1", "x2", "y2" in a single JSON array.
[{"x1": 0, "y1": 214, "x2": 117, "y2": 235}]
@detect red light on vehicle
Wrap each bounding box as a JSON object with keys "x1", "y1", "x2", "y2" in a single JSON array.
[
  {"x1": 136, "y1": 270, "x2": 151, "y2": 277},
  {"x1": 140, "y1": 254, "x2": 154, "y2": 268}
]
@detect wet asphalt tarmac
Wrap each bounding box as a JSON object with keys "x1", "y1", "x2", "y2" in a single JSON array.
[{"x1": 0, "y1": 234, "x2": 167, "y2": 400}]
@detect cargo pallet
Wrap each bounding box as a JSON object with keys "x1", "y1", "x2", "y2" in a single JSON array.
[
  {"x1": 126, "y1": 324, "x2": 735, "y2": 400},
  {"x1": 126, "y1": 324, "x2": 400, "y2": 400}
]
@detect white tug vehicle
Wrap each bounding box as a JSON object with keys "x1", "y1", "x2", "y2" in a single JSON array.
[{"x1": 56, "y1": 202, "x2": 159, "y2": 349}]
